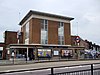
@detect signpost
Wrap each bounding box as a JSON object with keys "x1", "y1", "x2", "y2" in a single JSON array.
[
  {"x1": 12, "y1": 52, "x2": 14, "y2": 64},
  {"x1": 76, "y1": 36, "x2": 80, "y2": 46}
]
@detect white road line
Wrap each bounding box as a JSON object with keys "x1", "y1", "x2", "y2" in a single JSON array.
[{"x1": 1, "y1": 69, "x2": 51, "y2": 75}]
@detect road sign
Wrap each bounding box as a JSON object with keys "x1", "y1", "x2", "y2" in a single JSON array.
[{"x1": 76, "y1": 36, "x2": 80, "y2": 43}]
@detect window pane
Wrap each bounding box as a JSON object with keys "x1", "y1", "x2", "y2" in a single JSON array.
[
  {"x1": 58, "y1": 22, "x2": 64, "y2": 45},
  {"x1": 25, "y1": 22, "x2": 29, "y2": 39},
  {"x1": 45, "y1": 20, "x2": 48, "y2": 24},
  {"x1": 58, "y1": 22, "x2": 60, "y2": 28},
  {"x1": 41, "y1": 19, "x2": 48, "y2": 44},
  {"x1": 45, "y1": 24, "x2": 47, "y2": 31},
  {"x1": 41, "y1": 24, "x2": 44, "y2": 30},
  {"x1": 41, "y1": 19, "x2": 44, "y2": 24}
]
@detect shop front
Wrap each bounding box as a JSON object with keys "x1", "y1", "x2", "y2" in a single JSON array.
[
  {"x1": 8, "y1": 44, "x2": 85, "y2": 60},
  {"x1": 37, "y1": 48, "x2": 52, "y2": 60},
  {"x1": 0, "y1": 47, "x2": 3, "y2": 59},
  {"x1": 61, "y1": 49, "x2": 73, "y2": 59}
]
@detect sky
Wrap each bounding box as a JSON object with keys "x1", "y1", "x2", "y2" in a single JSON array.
[{"x1": 0, "y1": 0, "x2": 100, "y2": 45}]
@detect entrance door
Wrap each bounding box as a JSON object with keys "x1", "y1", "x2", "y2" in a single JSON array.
[
  {"x1": 28, "y1": 48, "x2": 35, "y2": 60},
  {"x1": 0, "y1": 51, "x2": 2, "y2": 59}
]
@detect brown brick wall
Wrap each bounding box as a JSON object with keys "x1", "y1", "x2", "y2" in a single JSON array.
[
  {"x1": 29, "y1": 18, "x2": 33, "y2": 44},
  {"x1": 5, "y1": 31, "x2": 18, "y2": 45},
  {"x1": 71, "y1": 36, "x2": 89, "y2": 49},
  {"x1": 31, "y1": 18, "x2": 41, "y2": 44},
  {"x1": 19, "y1": 32, "x2": 23, "y2": 44},
  {"x1": 3, "y1": 31, "x2": 18, "y2": 59},
  {"x1": 64, "y1": 23, "x2": 71, "y2": 45},
  {"x1": 48, "y1": 20, "x2": 58, "y2": 44},
  {"x1": 71, "y1": 36, "x2": 76, "y2": 46},
  {"x1": 21, "y1": 18, "x2": 71, "y2": 45}
]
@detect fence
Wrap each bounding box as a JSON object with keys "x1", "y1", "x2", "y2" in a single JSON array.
[
  {"x1": 49, "y1": 63, "x2": 100, "y2": 75},
  {"x1": 0, "y1": 63, "x2": 100, "y2": 75}
]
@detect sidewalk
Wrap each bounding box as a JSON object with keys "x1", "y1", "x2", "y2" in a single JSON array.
[
  {"x1": 0, "y1": 58, "x2": 76, "y2": 65},
  {"x1": 0, "y1": 59, "x2": 100, "y2": 73},
  {"x1": 0, "y1": 58, "x2": 100, "y2": 66}
]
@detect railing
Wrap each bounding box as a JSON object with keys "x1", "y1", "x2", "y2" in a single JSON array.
[
  {"x1": 0, "y1": 63, "x2": 100, "y2": 75},
  {"x1": 49, "y1": 63, "x2": 100, "y2": 75}
]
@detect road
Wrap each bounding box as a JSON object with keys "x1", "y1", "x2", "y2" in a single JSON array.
[
  {"x1": 1, "y1": 64, "x2": 100, "y2": 75},
  {"x1": 0, "y1": 60, "x2": 100, "y2": 75}
]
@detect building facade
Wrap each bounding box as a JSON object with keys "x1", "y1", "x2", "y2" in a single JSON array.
[
  {"x1": 6, "y1": 10, "x2": 85, "y2": 60},
  {"x1": 0, "y1": 43, "x2": 5, "y2": 59},
  {"x1": 20, "y1": 10, "x2": 72, "y2": 45},
  {"x1": 71, "y1": 36, "x2": 89, "y2": 49}
]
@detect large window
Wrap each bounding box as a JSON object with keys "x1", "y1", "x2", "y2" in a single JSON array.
[
  {"x1": 25, "y1": 22, "x2": 29, "y2": 44},
  {"x1": 58, "y1": 22, "x2": 64, "y2": 45},
  {"x1": 41, "y1": 19, "x2": 48, "y2": 44}
]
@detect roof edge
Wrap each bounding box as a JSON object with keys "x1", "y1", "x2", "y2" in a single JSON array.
[{"x1": 19, "y1": 10, "x2": 74, "y2": 25}]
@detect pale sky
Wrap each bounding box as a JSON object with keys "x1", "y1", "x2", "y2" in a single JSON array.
[{"x1": 0, "y1": 0, "x2": 100, "y2": 45}]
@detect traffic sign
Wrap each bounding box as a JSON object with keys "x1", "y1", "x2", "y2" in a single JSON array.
[{"x1": 76, "y1": 36, "x2": 80, "y2": 43}]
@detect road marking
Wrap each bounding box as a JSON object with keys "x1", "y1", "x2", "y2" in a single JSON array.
[{"x1": 1, "y1": 69, "x2": 51, "y2": 75}]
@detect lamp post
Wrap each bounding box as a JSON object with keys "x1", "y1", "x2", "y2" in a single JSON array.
[
  {"x1": 17, "y1": 30, "x2": 21, "y2": 44},
  {"x1": 11, "y1": 50, "x2": 15, "y2": 64}
]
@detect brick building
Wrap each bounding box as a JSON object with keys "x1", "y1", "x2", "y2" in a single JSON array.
[
  {"x1": 0, "y1": 42, "x2": 5, "y2": 59},
  {"x1": 71, "y1": 36, "x2": 89, "y2": 49},
  {"x1": 1, "y1": 31, "x2": 18, "y2": 59},
  {"x1": 6, "y1": 10, "x2": 85, "y2": 60}
]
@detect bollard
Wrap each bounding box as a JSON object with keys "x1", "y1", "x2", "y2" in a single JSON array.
[
  {"x1": 13, "y1": 56, "x2": 14, "y2": 64},
  {"x1": 91, "y1": 64, "x2": 93, "y2": 75},
  {"x1": 51, "y1": 68, "x2": 54, "y2": 75}
]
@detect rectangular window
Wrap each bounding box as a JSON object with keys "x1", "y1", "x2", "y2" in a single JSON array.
[
  {"x1": 58, "y1": 22, "x2": 64, "y2": 45},
  {"x1": 25, "y1": 22, "x2": 29, "y2": 44},
  {"x1": 41, "y1": 19, "x2": 48, "y2": 44}
]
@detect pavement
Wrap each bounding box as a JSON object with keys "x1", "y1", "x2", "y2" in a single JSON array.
[
  {"x1": 0, "y1": 59, "x2": 100, "y2": 74},
  {"x1": 0, "y1": 58, "x2": 76, "y2": 65}
]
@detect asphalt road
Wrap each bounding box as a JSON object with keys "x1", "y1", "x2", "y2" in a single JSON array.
[
  {"x1": 1, "y1": 64, "x2": 100, "y2": 75},
  {"x1": 0, "y1": 60, "x2": 100, "y2": 75}
]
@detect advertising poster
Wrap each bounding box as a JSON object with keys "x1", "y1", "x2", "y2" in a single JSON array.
[
  {"x1": 54, "y1": 50, "x2": 59, "y2": 55},
  {"x1": 38, "y1": 49, "x2": 51, "y2": 57},
  {"x1": 61, "y1": 50, "x2": 73, "y2": 57}
]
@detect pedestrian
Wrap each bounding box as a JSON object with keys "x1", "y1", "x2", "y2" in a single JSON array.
[{"x1": 25, "y1": 52, "x2": 27, "y2": 62}]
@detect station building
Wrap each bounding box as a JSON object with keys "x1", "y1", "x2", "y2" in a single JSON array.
[
  {"x1": 0, "y1": 43, "x2": 5, "y2": 59},
  {"x1": 5, "y1": 10, "x2": 85, "y2": 60}
]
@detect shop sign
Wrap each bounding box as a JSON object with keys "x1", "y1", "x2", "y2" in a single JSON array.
[{"x1": 0, "y1": 47, "x2": 3, "y2": 51}]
